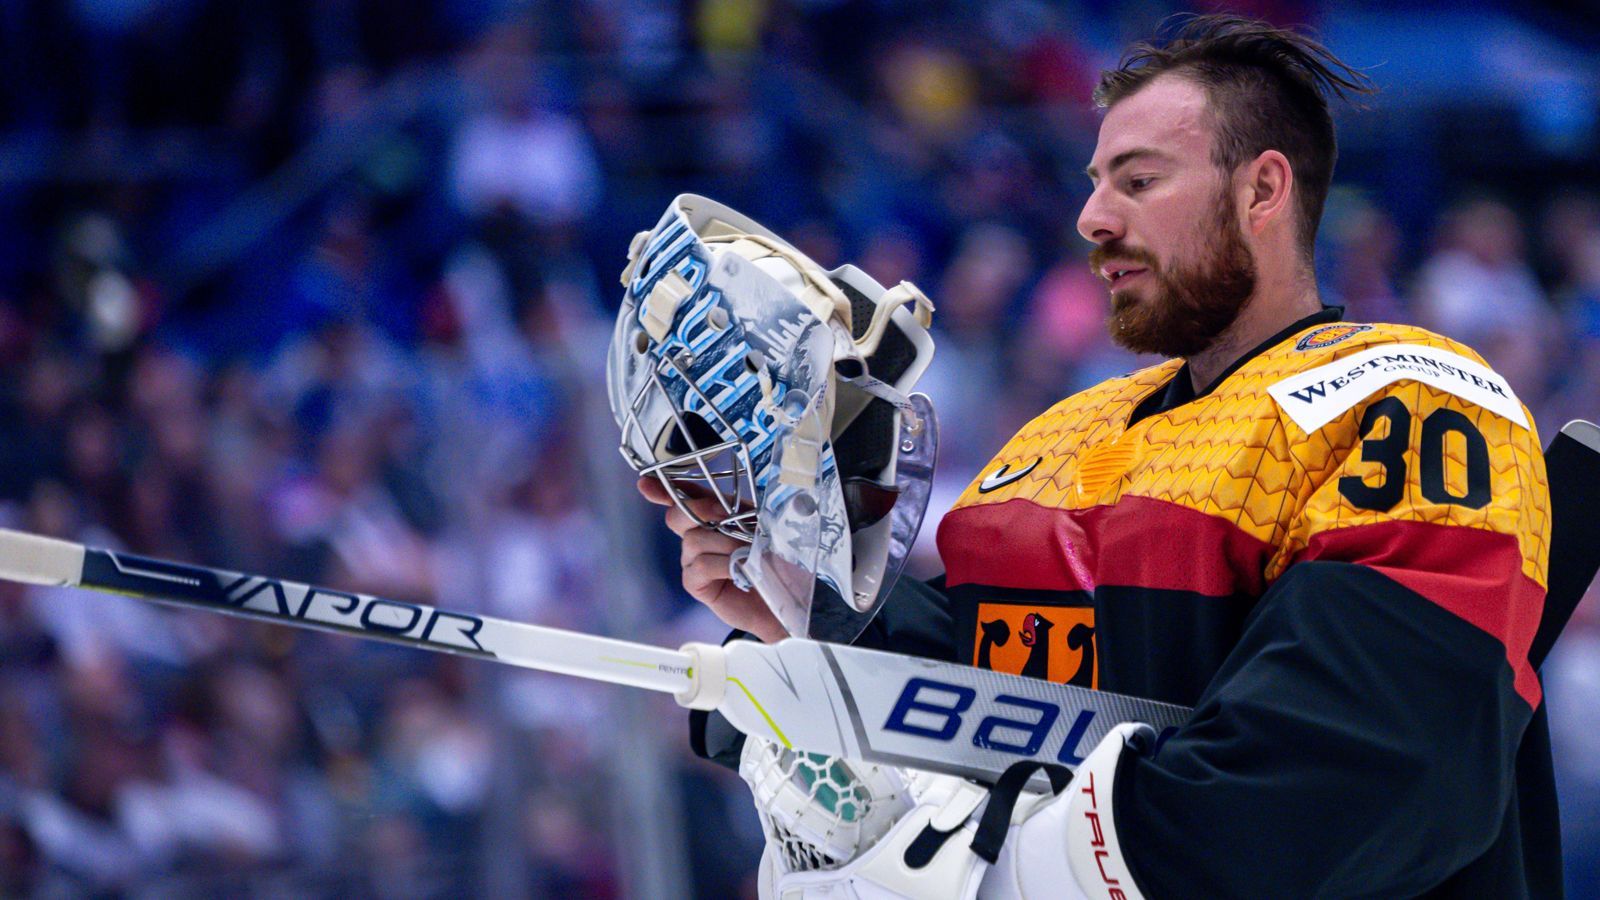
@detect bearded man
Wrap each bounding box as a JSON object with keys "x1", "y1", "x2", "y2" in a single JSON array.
[{"x1": 647, "y1": 15, "x2": 1559, "y2": 898}]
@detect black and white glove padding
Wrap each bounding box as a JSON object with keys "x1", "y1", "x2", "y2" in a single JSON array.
[
  {"x1": 982, "y1": 722, "x2": 1155, "y2": 900},
  {"x1": 744, "y1": 722, "x2": 1157, "y2": 900}
]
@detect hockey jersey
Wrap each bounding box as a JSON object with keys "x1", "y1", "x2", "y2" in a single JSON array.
[{"x1": 934, "y1": 308, "x2": 1557, "y2": 897}]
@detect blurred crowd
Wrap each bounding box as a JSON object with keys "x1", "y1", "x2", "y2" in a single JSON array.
[{"x1": 0, "y1": 0, "x2": 1598, "y2": 896}]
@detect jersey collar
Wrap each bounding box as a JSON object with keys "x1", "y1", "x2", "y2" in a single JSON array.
[{"x1": 1129, "y1": 305, "x2": 1345, "y2": 426}]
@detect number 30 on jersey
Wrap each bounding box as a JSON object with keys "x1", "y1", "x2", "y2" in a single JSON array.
[{"x1": 1339, "y1": 397, "x2": 1491, "y2": 511}]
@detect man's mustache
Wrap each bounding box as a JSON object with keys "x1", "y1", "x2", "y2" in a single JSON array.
[{"x1": 1087, "y1": 243, "x2": 1159, "y2": 280}]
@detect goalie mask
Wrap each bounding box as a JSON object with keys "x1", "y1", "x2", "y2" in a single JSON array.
[{"x1": 607, "y1": 194, "x2": 938, "y2": 643}]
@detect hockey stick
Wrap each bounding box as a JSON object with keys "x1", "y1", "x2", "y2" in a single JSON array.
[
  {"x1": 0, "y1": 530, "x2": 1191, "y2": 784},
  {"x1": 6, "y1": 419, "x2": 1588, "y2": 784},
  {"x1": 1533, "y1": 419, "x2": 1600, "y2": 668}
]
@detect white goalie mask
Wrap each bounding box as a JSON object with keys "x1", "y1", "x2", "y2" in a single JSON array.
[{"x1": 606, "y1": 194, "x2": 938, "y2": 643}]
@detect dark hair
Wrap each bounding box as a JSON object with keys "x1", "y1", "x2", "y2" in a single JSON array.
[{"x1": 1094, "y1": 15, "x2": 1376, "y2": 262}]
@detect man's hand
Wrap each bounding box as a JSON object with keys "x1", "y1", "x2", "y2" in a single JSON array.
[{"x1": 638, "y1": 477, "x2": 787, "y2": 643}]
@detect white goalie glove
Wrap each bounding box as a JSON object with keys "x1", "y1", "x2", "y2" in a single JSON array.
[
  {"x1": 741, "y1": 723, "x2": 1156, "y2": 900},
  {"x1": 739, "y1": 734, "x2": 915, "y2": 877},
  {"x1": 740, "y1": 734, "x2": 996, "y2": 900}
]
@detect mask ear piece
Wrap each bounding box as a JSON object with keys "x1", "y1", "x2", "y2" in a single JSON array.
[
  {"x1": 828, "y1": 275, "x2": 928, "y2": 407},
  {"x1": 837, "y1": 278, "x2": 877, "y2": 341},
  {"x1": 831, "y1": 398, "x2": 897, "y2": 486}
]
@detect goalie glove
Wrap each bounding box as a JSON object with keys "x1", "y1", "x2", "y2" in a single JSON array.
[
  {"x1": 740, "y1": 739, "x2": 1068, "y2": 900},
  {"x1": 739, "y1": 735, "x2": 915, "y2": 877},
  {"x1": 739, "y1": 733, "x2": 999, "y2": 898},
  {"x1": 750, "y1": 758, "x2": 994, "y2": 900}
]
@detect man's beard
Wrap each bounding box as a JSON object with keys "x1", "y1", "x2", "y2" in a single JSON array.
[{"x1": 1090, "y1": 204, "x2": 1257, "y2": 359}]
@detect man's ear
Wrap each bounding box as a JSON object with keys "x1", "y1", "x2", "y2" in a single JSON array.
[{"x1": 1241, "y1": 150, "x2": 1294, "y2": 236}]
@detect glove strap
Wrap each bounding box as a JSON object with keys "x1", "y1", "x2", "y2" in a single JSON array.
[{"x1": 968, "y1": 760, "x2": 1075, "y2": 864}]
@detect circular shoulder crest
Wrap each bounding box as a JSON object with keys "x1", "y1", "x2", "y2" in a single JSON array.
[{"x1": 1294, "y1": 323, "x2": 1373, "y2": 352}]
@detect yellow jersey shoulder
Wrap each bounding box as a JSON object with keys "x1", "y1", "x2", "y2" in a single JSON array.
[
  {"x1": 1251, "y1": 319, "x2": 1539, "y2": 461},
  {"x1": 947, "y1": 318, "x2": 1549, "y2": 590},
  {"x1": 950, "y1": 358, "x2": 1181, "y2": 511},
  {"x1": 1253, "y1": 320, "x2": 1549, "y2": 587},
  {"x1": 1256, "y1": 320, "x2": 1495, "y2": 376}
]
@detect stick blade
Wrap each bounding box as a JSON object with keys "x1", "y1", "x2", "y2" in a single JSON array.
[{"x1": 1533, "y1": 419, "x2": 1600, "y2": 668}]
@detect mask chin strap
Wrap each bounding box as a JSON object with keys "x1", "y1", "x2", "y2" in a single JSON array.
[
  {"x1": 837, "y1": 370, "x2": 925, "y2": 435},
  {"x1": 852, "y1": 281, "x2": 934, "y2": 356},
  {"x1": 777, "y1": 398, "x2": 827, "y2": 490}
]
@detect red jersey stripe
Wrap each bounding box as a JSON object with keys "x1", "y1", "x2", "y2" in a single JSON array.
[
  {"x1": 938, "y1": 495, "x2": 1273, "y2": 597},
  {"x1": 1295, "y1": 520, "x2": 1545, "y2": 707}
]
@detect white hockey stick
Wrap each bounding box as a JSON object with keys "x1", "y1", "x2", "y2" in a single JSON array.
[{"x1": 0, "y1": 529, "x2": 1190, "y2": 783}]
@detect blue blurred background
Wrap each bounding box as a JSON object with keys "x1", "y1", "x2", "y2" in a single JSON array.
[{"x1": 0, "y1": 0, "x2": 1597, "y2": 896}]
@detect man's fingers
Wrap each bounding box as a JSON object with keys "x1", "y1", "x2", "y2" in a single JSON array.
[
  {"x1": 663, "y1": 503, "x2": 692, "y2": 537},
  {"x1": 683, "y1": 552, "x2": 737, "y2": 597},
  {"x1": 681, "y1": 549, "x2": 789, "y2": 643},
  {"x1": 637, "y1": 477, "x2": 672, "y2": 506},
  {"x1": 675, "y1": 480, "x2": 715, "y2": 501},
  {"x1": 639, "y1": 477, "x2": 736, "y2": 523},
  {"x1": 664, "y1": 504, "x2": 700, "y2": 537},
  {"x1": 681, "y1": 527, "x2": 743, "y2": 566},
  {"x1": 638, "y1": 475, "x2": 717, "y2": 502},
  {"x1": 641, "y1": 473, "x2": 773, "y2": 637},
  {"x1": 663, "y1": 498, "x2": 746, "y2": 538}
]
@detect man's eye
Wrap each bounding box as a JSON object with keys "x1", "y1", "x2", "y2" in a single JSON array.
[{"x1": 1128, "y1": 177, "x2": 1155, "y2": 191}]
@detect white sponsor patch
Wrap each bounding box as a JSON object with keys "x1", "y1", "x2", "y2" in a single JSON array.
[{"x1": 1268, "y1": 343, "x2": 1528, "y2": 433}]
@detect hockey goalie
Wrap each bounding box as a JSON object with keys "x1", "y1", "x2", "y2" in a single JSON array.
[
  {"x1": 2, "y1": 14, "x2": 1581, "y2": 899},
  {"x1": 616, "y1": 19, "x2": 1578, "y2": 898}
]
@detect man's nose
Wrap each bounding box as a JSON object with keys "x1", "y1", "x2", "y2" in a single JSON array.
[{"x1": 1077, "y1": 188, "x2": 1123, "y2": 245}]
